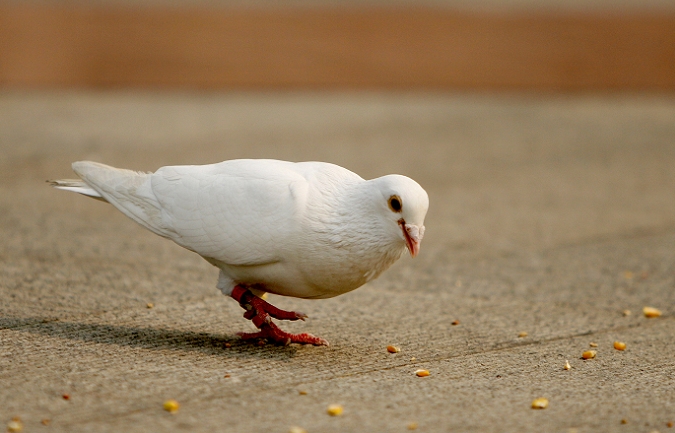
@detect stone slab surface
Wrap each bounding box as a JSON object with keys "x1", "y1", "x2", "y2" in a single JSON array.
[{"x1": 1, "y1": 91, "x2": 674, "y2": 432}]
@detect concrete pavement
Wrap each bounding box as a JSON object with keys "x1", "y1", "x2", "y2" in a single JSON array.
[{"x1": 1, "y1": 91, "x2": 674, "y2": 432}]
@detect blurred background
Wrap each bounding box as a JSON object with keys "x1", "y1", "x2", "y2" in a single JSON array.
[{"x1": 1, "y1": 0, "x2": 674, "y2": 91}]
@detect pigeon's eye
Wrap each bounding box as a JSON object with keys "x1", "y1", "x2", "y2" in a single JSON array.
[{"x1": 388, "y1": 195, "x2": 402, "y2": 213}]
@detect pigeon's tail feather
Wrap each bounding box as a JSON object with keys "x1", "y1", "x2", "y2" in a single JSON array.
[
  {"x1": 66, "y1": 161, "x2": 175, "y2": 238},
  {"x1": 71, "y1": 161, "x2": 149, "y2": 195},
  {"x1": 48, "y1": 179, "x2": 108, "y2": 202}
]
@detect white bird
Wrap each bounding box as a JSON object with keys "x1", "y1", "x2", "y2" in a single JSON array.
[{"x1": 50, "y1": 159, "x2": 429, "y2": 345}]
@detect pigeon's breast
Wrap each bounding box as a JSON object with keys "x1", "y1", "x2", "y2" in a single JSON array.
[
  {"x1": 286, "y1": 231, "x2": 406, "y2": 299},
  {"x1": 211, "y1": 258, "x2": 356, "y2": 299},
  {"x1": 211, "y1": 236, "x2": 404, "y2": 299}
]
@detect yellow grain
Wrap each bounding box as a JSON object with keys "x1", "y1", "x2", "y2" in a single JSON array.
[
  {"x1": 531, "y1": 398, "x2": 549, "y2": 409},
  {"x1": 581, "y1": 350, "x2": 596, "y2": 360},
  {"x1": 163, "y1": 399, "x2": 180, "y2": 413},
  {"x1": 327, "y1": 404, "x2": 343, "y2": 416},
  {"x1": 643, "y1": 307, "x2": 662, "y2": 318},
  {"x1": 7, "y1": 418, "x2": 23, "y2": 433}
]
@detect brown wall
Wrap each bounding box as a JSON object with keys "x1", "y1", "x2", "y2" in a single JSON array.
[{"x1": 1, "y1": 4, "x2": 674, "y2": 90}]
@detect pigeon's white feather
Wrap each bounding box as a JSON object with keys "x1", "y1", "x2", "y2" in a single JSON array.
[
  {"x1": 150, "y1": 160, "x2": 320, "y2": 267},
  {"x1": 72, "y1": 161, "x2": 174, "y2": 238},
  {"x1": 52, "y1": 159, "x2": 429, "y2": 300},
  {"x1": 48, "y1": 179, "x2": 106, "y2": 202}
]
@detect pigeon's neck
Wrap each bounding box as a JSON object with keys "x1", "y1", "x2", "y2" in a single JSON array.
[
  {"x1": 322, "y1": 180, "x2": 405, "y2": 269},
  {"x1": 294, "y1": 184, "x2": 402, "y2": 296}
]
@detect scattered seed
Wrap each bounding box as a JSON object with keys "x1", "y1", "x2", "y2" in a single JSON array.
[
  {"x1": 623, "y1": 271, "x2": 633, "y2": 279},
  {"x1": 387, "y1": 345, "x2": 401, "y2": 353},
  {"x1": 41, "y1": 419, "x2": 51, "y2": 426},
  {"x1": 582, "y1": 350, "x2": 596, "y2": 360},
  {"x1": 163, "y1": 399, "x2": 180, "y2": 413},
  {"x1": 407, "y1": 422, "x2": 419, "y2": 430},
  {"x1": 7, "y1": 418, "x2": 23, "y2": 433},
  {"x1": 564, "y1": 360, "x2": 571, "y2": 370},
  {"x1": 224, "y1": 343, "x2": 232, "y2": 348},
  {"x1": 146, "y1": 303, "x2": 154, "y2": 309},
  {"x1": 643, "y1": 307, "x2": 662, "y2": 318},
  {"x1": 299, "y1": 390, "x2": 308, "y2": 395},
  {"x1": 620, "y1": 419, "x2": 628, "y2": 424},
  {"x1": 410, "y1": 357, "x2": 416, "y2": 362},
  {"x1": 289, "y1": 427, "x2": 307, "y2": 433},
  {"x1": 667, "y1": 421, "x2": 673, "y2": 428},
  {"x1": 518, "y1": 332, "x2": 528, "y2": 338},
  {"x1": 531, "y1": 397, "x2": 549, "y2": 409},
  {"x1": 223, "y1": 374, "x2": 231, "y2": 378},
  {"x1": 415, "y1": 369, "x2": 430, "y2": 377},
  {"x1": 614, "y1": 341, "x2": 626, "y2": 351},
  {"x1": 327, "y1": 404, "x2": 343, "y2": 416},
  {"x1": 451, "y1": 320, "x2": 460, "y2": 326},
  {"x1": 62, "y1": 393, "x2": 70, "y2": 400},
  {"x1": 589, "y1": 342, "x2": 598, "y2": 347},
  {"x1": 622, "y1": 310, "x2": 631, "y2": 316}
]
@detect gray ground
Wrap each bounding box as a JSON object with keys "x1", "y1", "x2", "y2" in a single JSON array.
[{"x1": 1, "y1": 91, "x2": 674, "y2": 432}]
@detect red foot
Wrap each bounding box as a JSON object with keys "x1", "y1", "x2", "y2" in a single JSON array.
[
  {"x1": 231, "y1": 285, "x2": 328, "y2": 346},
  {"x1": 238, "y1": 322, "x2": 328, "y2": 346}
]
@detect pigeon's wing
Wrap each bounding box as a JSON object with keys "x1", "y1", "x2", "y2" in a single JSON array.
[{"x1": 150, "y1": 160, "x2": 310, "y2": 266}]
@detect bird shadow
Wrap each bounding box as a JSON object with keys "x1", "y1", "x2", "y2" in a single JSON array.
[{"x1": 0, "y1": 316, "x2": 303, "y2": 360}]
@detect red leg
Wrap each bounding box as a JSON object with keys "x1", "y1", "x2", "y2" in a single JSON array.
[
  {"x1": 231, "y1": 285, "x2": 328, "y2": 346},
  {"x1": 249, "y1": 295, "x2": 308, "y2": 321},
  {"x1": 231, "y1": 286, "x2": 306, "y2": 321}
]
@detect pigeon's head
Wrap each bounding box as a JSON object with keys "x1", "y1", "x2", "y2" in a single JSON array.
[{"x1": 371, "y1": 175, "x2": 429, "y2": 257}]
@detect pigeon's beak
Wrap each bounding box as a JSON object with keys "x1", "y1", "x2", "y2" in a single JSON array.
[{"x1": 399, "y1": 219, "x2": 424, "y2": 258}]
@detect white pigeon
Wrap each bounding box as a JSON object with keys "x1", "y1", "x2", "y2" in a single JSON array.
[{"x1": 50, "y1": 159, "x2": 429, "y2": 345}]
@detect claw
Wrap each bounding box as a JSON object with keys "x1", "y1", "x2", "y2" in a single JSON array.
[
  {"x1": 231, "y1": 285, "x2": 328, "y2": 346},
  {"x1": 238, "y1": 322, "x2": 328, "y2": 346}
]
